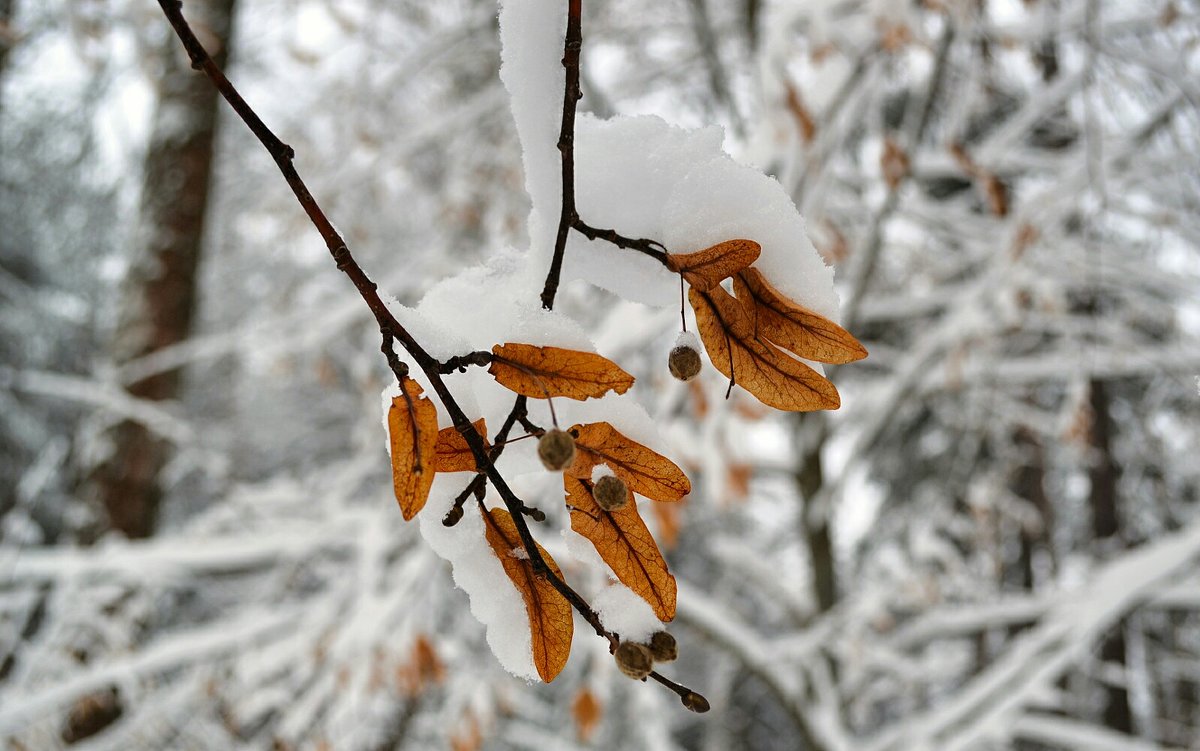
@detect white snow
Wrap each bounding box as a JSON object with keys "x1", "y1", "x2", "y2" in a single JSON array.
[
  {"x1": 592, "y1": 583, "x2": 663, "y2": 644},
  {"x1": 674, "y1": 330, "x2": 700, "y2": 351},
  {"x1": 418, "y1": 485, "x2": 537, "y2": 681}
]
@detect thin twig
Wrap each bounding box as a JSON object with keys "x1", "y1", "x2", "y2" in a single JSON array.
[{"x1": 540, "y1": 0, "x2": 584, "y2": 310}]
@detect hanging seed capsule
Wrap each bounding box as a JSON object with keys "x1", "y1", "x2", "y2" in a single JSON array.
[
  {"x1": 668, "y1": 345, "x2": 702, "y2": 381},
  {"x1": 647, "y1": 631, "x2": 677, "y2": 662},
  {"x1": 537, "y1": 429, "x2": 576, "y2": 471},
  {"x1": 614, "y1": 641, "x2": 653, "y2": 680},
  {"x1": 593, "y1": 474, "x2": 628, "y2": 511}
]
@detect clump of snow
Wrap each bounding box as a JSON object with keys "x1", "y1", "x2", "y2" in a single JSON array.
[
  {"x1": 674, "y1": 330, "x2": 700, "y2": 351},
  {"x1": 591, "y1": 464, "x2": 616, "y2": 483},
  {"x1": 501, "y1": 3, "x2": 840, "y2": 319},
  {"x1": 592, "y1": 583, "x2": 663, "y2": 643},
  {"x1": 418, "y1": 485, "x2": 536, "y2": 680},
  {"x1": 661, "y1": 157, "x2": 839, "y2": 320},
  {"x1": 562, "y1": 528, "x2": 607, "y2": 569}
]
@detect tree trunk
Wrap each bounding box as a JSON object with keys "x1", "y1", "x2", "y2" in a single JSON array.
[
  {"x1": 87, "y1": 0, "x2": 236, "y2": 538},
  {"x1": 796, "y1": 416, "x2": 836, "y2": 613},
  {"x1": 1088, "y1": 378, "x2": 1132, "y2": 733},
  {"x1": 0, "y1": 0, "x2": 14, "y2": 80}
]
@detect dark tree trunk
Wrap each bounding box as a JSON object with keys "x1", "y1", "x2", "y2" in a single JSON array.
[
  {"x1": 1011, "y1": 426, "x2": 1054, "y2": 591},
  {"x1": 796, "y1": 419, "x2": 836, "y2": 613},
  {"x1": 1089, "y1": 379, "x2": 1120, "y2": 541},
  {"x1": 1088, "y1": 378, "x2": 1132, "y2": 733},
  {"x1": 0, "y1": 0, "x2": 13, "y2": 78},
  {"x1": 87, "y1": 0, "x2": 236, "y2": 538}
]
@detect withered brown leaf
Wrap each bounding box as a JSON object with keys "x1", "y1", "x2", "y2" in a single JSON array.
[
  {"x1": 566, "y1": 422, "x2": 691, "y2": 502},
  {"x1": 481, "y1": 507, "x2": 573, "y2": 682},
  {"x1": 733, "y1": 268, "x2": 867, "y2": 364},
  {"x1": 689, "y1": 286, "x2": 841, "y2": 412},
  {"x1": 565, "y1": 476, "x2": 677, "y2": 622},
  {"x1": 665, "y1": 239, "x2": 761, "y2": 291},
  {"x1": 433, "y1": 418, "x2": 488, "y2": 473},
  {"x1": 489, "y1": 343, "x2": 635, "y2": 401},
  {"x1": 572, "y1": 688, "x2": 603, "y2": 743},
  {"x1": 388, "y1": 377, "x2": 440, "y2": 520}
]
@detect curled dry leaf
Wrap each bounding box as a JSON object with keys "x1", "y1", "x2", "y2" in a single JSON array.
[
  {"x1": 489, "y1": 343, "x2": 634, "y2": 401},
  {"x1": 388, "y1": 377, "x2": 440, "y2": 520},
  {"x1": 566, "y1": 422, "x2": 691, "y2": 502},
  {"x1": 733, "y1": 268, "x2": 867, "y2": 364},
  {"x1": 689, "y1": 286, "x2": 840, "y2": 412},
  {"x1": 665, "y1": 238, "x2": 761, "y2": 291},
  {"x1": 481, "y1": 507, "x2": 573, "y2": 682},
  {"x1": 433, "y1": 418, "x2": 488, "y2": 473},
  {"x1": 565, "y1": 476, "x2": 677, "y2": 621}
]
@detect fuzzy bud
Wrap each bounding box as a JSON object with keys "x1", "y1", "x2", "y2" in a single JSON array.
[
  {"x1": 681, "y1": 691, "x2": 710, "y2": 713},
  {"x1": 442, "y1": 505, "x2": 464, "y2": 527},
  {"x1": 648, "y1": 631, "x2": 677, "y2": 663},
  {"x1": 668, "y1": 345, "x2": 702, "y2": 381},
  {"x1": 537, "y1": 429, "x2": 576, "y2": 471},
  {"x1": 614, "y1": 641, "x2": 653, "y2": 680},
  {"x1": 593, "y1": 474, "x2": 628, "y2": 511}
]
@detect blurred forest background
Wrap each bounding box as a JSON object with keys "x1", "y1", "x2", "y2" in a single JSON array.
[{"x1": 2, "y1": 0, "x2": 1200, "y2": 749}]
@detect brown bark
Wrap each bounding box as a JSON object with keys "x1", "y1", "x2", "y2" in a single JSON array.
[{"x1": 88, "y1": 0, "x2": 236, "y2": 538}]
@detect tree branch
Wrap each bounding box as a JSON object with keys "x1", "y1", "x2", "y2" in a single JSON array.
[{"x1": 155, "y1": 0, "x2": 706, "y2": 710}]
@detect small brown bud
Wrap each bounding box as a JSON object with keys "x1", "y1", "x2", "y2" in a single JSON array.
[
  {"x1": 648, "y1": 631, "x2": 677, "y2": 662},
  {"x1": 537, "y1": 429, "x2": 576, "y2": 471},
  {"x1": 593, "y1": 474, "x2": 628, "y2": 511},
  {"x1": 681, "y1": 691, "x2": 710, "y2": 713},
  {"x1": 614, "y1": 641, "x2": 653, "y2": 680},
  {"x1": 668, "y1": 345, "x2": 702, "y2": 381},
  {"x1": 442, "y1": 505, "x2": 464, "y2": 527}
]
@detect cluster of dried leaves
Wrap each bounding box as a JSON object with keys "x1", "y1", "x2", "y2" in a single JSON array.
[
  {"x1": 385, "y1": 237, "x2": 865, "y2": 687},
  {"x1": 669, "y1": 238, "x2": 866, "y2": 410}
]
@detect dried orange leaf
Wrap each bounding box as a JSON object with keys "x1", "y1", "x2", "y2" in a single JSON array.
[
  {"x1": 572, "y1": 688, "x2": 603, "y2": 743},
  {"x1": 566, "y1": 422, "x2": 690, "y2": 502},
  {"x1": 565, "y1": 476, "x2": 677, "y2": 621},
  {"x1": 689, "y1": 286, "x2": 841, "y2": 412},
  {"x1": 665, "y1": 239, "x2": 761, "y2": 291},
  {"x1": 388, "y1": 377, "x2": 439, "y2": 520},
  {"x1": 481, "y1": 507, "x2": 573, "y2": 682},
  {"x1": 734, "y1": 268, "x2": 867, "y2": 364},
  {"x1": 489, "y1": 343, "x2": 635, "y2": 401},
  {"x1": 434, "y1": 418, "x2": 488, "y2": 473}
]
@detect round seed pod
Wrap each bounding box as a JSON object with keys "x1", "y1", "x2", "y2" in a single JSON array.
[
  {"x1": 614, "y1": 641, "x2": 653, "y2": 680},
  {"x1": 537, "y1": 429, "x2": 576, "y2": 471},
  {"x1": 593, "y1": 474, "x2": 628, "y2": 511},
  {"x1": 668, "y1": 345, "x2": 702, "y2": 382},
  {"x1": 647, "y1": 631, "x2": 677, "y2": 663}
]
